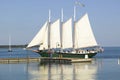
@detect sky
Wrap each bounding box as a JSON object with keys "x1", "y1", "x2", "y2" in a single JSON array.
[{"x1": 0, "y1": 0, "x2": 120, "y2": 47}]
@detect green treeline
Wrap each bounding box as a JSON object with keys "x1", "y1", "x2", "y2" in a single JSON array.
[{"x1": 0, "y1": 44, "x2": 27, "y2": 48}]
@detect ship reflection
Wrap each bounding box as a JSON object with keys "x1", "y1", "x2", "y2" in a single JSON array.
[{"x1": 28, "y1": 62, "x2": 98, "y2": 80}]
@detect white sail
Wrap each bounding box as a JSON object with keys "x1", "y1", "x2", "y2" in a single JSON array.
[
  {"x1": 74, "y1": 13, "x2": 97, "y2": 49},
  {"x1": 8, "y1": 35, "x2": 12, "y2": 52},
  {"x1": 62, "y1": 18, "x2": 73, "y2": 49},
  {"x1": 27, "y1": 21, "x2": 48, "y2": 48},
  {"x1": 39, "y1": 24, "x2": 48, "y2": 50},
  {"x1": 50, "y1": 19, "x2": 61, "y2": 49}
]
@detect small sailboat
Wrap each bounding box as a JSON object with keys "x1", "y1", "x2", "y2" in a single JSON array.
[
  {"x1": 118, "y1": 58, "x2": 120, "y2": 65},
  {"x1": 8, "y1": 35, "x2": 12, "y2": 52}
]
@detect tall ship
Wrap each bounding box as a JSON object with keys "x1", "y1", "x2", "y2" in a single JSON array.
[{"x1": 27, "y1": 9, "x2": 103, "y2": 59}]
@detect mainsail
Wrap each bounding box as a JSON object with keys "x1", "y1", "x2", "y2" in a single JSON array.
[
  {"x1": 27, "y1": 21, "x2": 48, "y2": 48},
  {"x1": 50, "y1": 19, "x2": 61, "y2": 49},
  {"x1": 62, "y1": 18, "x2": 73, "y2": 49},
  {"x1": 74, "y1": 13, "x2": 97, "y2": 49}
]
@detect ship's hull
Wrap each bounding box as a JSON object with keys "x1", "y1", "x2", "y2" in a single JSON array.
[{"x1": 36, "y1": 51, "x2": 97, "y2": 58}]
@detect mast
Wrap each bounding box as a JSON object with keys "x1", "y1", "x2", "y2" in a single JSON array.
[
  {"x1": 48, "y1": 9, "x2": 61, "y2": 49},
  {"x1": 61, "y1": 8, "x2": 63, "y2": 49},
  {"x1": 61, "y1": 8, "x2": 63, "y2": 22},
  {"x1": 74, "y1": 6, "x2": 76, "y2": 22},
  {"x1": 49, "y1": 9, "x2": 51, "y2": 23},
  {"x1": 61, "y1": 8, "x2": 73, "y2": 50},
  {"x1": 48, "y1": 9, "x2": 51, "y2": 49},
  {"x1": 73, "y1": 6, "x2": 76, "y2": 49},
  {"x1": 9, "y1": 35, "x2": 11, "y2": 50},
  {"x1": 73, "y1": 1, "x2": 85, "y2": 49},
  {"x1": 8, "y1": 35, "x2": 12, "y2": 52}
]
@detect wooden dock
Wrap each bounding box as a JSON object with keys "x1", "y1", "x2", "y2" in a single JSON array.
[
  {"x1": 0, "y1": 58, "x2": 40, "y2": 64},
  {"x1": 40, "y1": 57, "x2": 92, "y2": 63},
  {"x1": 0, "y1": 57, "x2": 92, "y2": 64},
  {"x1": 71, "y1": 58, "x2": 92, "y2": 63}
]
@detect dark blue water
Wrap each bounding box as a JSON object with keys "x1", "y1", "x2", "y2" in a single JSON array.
[
  {"x1": 95, "y1": 47, "x2": 120, "y2": 58},
  {"x1": 0, "y1": 48, "x2": 40, "y2": 58},
  {"x1": 0, "y1": 47, "x2": 120, "y2": 80},
  {"x1": 0, "y1": 47, "x2": 120, "y2": 58}
]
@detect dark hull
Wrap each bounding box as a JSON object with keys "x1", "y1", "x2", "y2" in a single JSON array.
[
  {"x1": 8, "y1": 50, "x2": 12, "y2": 52},
  {"x1": 36, "y1": 51, "x2": 97, "y2": 58}
]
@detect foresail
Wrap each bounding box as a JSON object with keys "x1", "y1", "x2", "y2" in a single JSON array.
[
  {"x1": 27, "y1": 21, "x2": 48, "y2": 48},
  {"x1": 62, "y1": 18, "x2": 73, "y2": 49},
  {"x1": 39, "y1": 25, "x2": 48, "y2": 50},
  {"x1": 50, "y1": 19, "x2": 61, "y2": 49},
  {"x1": 74, "y1": 13, "x2": 97, "y2": 49}
]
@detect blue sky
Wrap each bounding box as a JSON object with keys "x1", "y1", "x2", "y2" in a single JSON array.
[{"x1": 0, "y1": 0, "x2": 120, "y2": 46}]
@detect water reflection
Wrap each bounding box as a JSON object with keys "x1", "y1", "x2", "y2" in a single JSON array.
[
  {"x1": 2, "y1": 59, "x2": 120, "y2": 80},
  {"x1": 28, "y1": 62, "x2": 98, "y2": 80}
]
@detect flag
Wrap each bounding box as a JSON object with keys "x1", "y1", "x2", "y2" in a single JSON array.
[{"x1": 75, "y1": 1, "x2": 85, "y2": 7}]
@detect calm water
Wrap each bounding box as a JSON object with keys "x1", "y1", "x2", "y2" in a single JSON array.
[{"x1": 0, "y1": 47, "x2": 120, "y2": 80}]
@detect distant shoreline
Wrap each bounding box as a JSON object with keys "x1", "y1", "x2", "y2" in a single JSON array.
[
  {"x1": 0, "y1": 45, "x2": 119, "y2": 48},
  {"x1": 0, "y1": 45, "x2": 27, "y2": 48}
]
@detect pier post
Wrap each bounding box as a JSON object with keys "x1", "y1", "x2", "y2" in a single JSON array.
[{"x1": 85, "y1": 54, "x2": 88, "y2": 59}]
